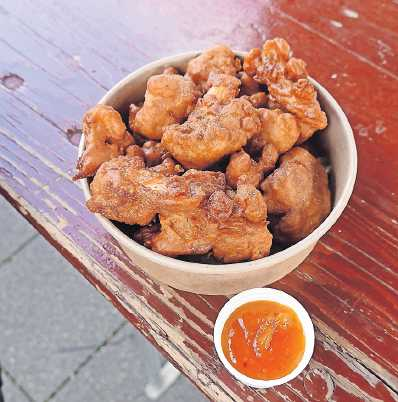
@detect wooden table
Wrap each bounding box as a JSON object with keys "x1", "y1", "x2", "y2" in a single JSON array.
[{"x1": 1, "y1": 0, "x2": 397, "y2": 400}]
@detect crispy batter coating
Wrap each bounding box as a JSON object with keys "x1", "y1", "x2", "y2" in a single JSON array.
[
  {"x1": 163, "y1": 66, "x2": 179, "y2": 75},
  {"x1": 148, "y1": 184, "x2": 272, "y2": 262},
  {"x1": 142, "y1": 140, "x2": 170, "y2": 167},
  {"x1": 133, "y1": 74, "x2": 200, "y2": 140},
  {"x1": 185, "y1": 45, "x2": 241, "y2": 90},
  {"x1": 87, "y1": 155, "x2": 225, "y2": 225},
  {"x1": 212, "y1": 185, "x2": 272, "y2": 262},
  {"x1": 243, "y1": 38, "x2": 327, "y2": 142},
  {"x1": 226, "y1": 144, "x2": 278, "y2": 188},
  {"x1": 240, "y1": 92, "x2": 268, "y2": 108},
  {"x1": 150, "y1": 157, "x2": 184, "y2": 176},
  {"x1": 162, "y1": 74, "x2": 260, "y2": 169},
  {"x1": 261, "y1": 147, "x2": 331, "y2": 244},
  {"x1": 74, "y1": 105, "x2": 134, "y2": 180},
  {"x1": 248, "y1": 108, "x2": 299, "y2": 155},
  {"x1": 239, "y1": 71, "x2": 260, "y2": 96},
  {"x1": 126, "y1": 144, "x2": 144, "y2": 159}
]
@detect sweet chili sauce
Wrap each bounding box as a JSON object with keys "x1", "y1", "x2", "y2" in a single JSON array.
[{"x1": 221, "y1": 300, "x2": 305, "y2": 380}]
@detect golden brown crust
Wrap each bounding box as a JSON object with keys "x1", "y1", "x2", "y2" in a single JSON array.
[
  {"x1": 74, "y1": 105, "x2": 134, "y2": 180},
  {"x1": 149, "y1": 184, "x2": 272, "y2": 263},
  {"x1": 261, "y1": 147, "x2": 331, "y2": 244},
  {"x1": 133, "y1": 74, "x2": 200, "y2": 139},
  {"x1": 226, "y1": 144, "x2": 278, "y2": 189},
  {"x1": 248, "y1": 108, "x2": 299, "y2": 155},
  {"x1": 185, "y1": 45, "x2": 241, "y2": 91},
  {"x1": 87, "y1": 156, "x2": 225, "y2": 225},
  {"x1": 243, "y1": 38, "x2": 327, "y2": 143},
  {"x1": 162, "y1": 74, "x2": 260, "y2": 169}
]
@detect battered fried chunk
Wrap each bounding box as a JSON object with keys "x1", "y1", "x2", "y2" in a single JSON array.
[
  {"x1": 244, "y1": 38, "x2": 327, "y2": 142},
  {"x1": 226, "y1": 144, "x2": 278, "y2": 188},
  {"x1": 162, "y1": 74, "x2": 260, "y2": 169},
  {"x1": 261, "y1": 147, "x2": 331, "y2": 244},
  {"x1": 133, "y1": 74, "x2": 200, "y2": 139},
  {"x1": 74, "y1": 105, "x2": 134, "y2": 180},
  {"x1": 87, "y1": 155, "x2": 225, "y2": 225},
  {"x1": 186, "y1": 45, "x2": 241, "y2": 90},
  {"x1": 148, "y1": 184, "x2": 272, "y2": 263}
]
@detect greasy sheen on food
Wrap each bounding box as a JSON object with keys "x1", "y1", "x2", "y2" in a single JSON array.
[
  {"x1": 185, "y1": 45, "x2": 241, "y2": 90},
  {"x1": 243, "y1": 38, "x2": 327, "y2": 143},
  {"x1": 162, "y1": 74, "x2": 261, "y2": 169},
  {"x1": 261, "y1": 147, "x2": 331, "y2": 244},
  {"x1": 74, "y1": 105, "x2": 134, "y2": 180},
  {"x1": 147, "y1": 184, "x2": 272, "y2": 263},
  {"x1": 133, "y1": 73, "x2": 200, "y2": 139}
]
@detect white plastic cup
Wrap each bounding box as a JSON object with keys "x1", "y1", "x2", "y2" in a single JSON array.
[{"x1": 213, "y1": 288, "x2": 315, "y2": 388}]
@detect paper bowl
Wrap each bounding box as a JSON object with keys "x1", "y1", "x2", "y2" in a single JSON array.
[{"x1": 78, "y1": 50, "x2": 357, "y2": 295}]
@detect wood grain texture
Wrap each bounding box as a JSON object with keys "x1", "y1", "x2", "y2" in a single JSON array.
[{"x1": 1, "y1": 0, "x2": 397, "y2": 400}]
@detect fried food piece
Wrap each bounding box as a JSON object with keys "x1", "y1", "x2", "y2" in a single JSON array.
[
  {"x1": 163, "y1": 66, "x2": 179, "y2": 75},
  {"x1": 243, "y1": 38, "x2": 327, "y2": 142},
  {"x1": 186, "y1": 45, "x2": 241, "y2": 90},
  {"x1": 126, "y1": 144, "x2": 144, "y2": 159},
  {"x1": 128, "y1": 104, "x2": 141, "y2": 132},
  {"x1": 150, "y1": 157, "x2": 184, "y2": 176},
  {"x1": 133, "y1": 74, "x2": 199, "y2": 139},
  {"x1": 87, "y1": 155, "x2": 225, "y2": 225},
  {"x1": 199, "y1": 73, "x2": 241, "y2": 106},
  {"x1": 74, "y1": 105, "x2": 134, "y2": 180},
  {"x1": 226, "y1": 144, "x2": 278, "y2": 188},
  {"x1": 239, "y1": 71, "x2": 260, "y2": 96},
  {"x1": 212, "y1": 185, "x2": 272, "y2": 262},
  {"x1": 149, "y1": 184, "x2": 272, "y2": 262},
  {"x1": 162, "y1": 74, "x2": 260, "y2": 169},
  {"x1": 241, "y1": 92, "x2": 268, "y2": 108},
  {"x1": 261, "y1": 147, "x2": 331, "y2": 244},
  {"x1": 248, "y1": 108, "x2": 299, "y2": 155},
  {"x1": 142, "y1": 140, "x2": 170, "y2": 166}
]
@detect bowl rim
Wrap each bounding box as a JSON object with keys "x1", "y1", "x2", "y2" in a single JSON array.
[
  {"x1": 77, "y1": 50, "x2": 358, "y2": 274},
  {"x1": 213, "y1": 288, "x2": 315, "y2": 388}
]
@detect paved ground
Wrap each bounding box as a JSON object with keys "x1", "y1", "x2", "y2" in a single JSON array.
[{"x1": 0, "y1": 196, "x2": 206, "y2": 402}]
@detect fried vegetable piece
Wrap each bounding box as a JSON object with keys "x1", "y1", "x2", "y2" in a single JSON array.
[
  {"x1": 162, "y1": 74, "x2": 261, "y2": 169},
  {"x1": 185, "y1": 45, "x2": 241, "y2": 90},
  {"x1": 261, "y1": 147, "x2": 331, "y2": 244},
  {"x1": 148, "y1": 184, "x2": 272, "y2": 263},
  {"x1": 133, "y1": 74, "x2": 200, "y2": 140},
  {"x1": 74, "y1": 105, "x2": 134, "y2": 180},
  {"x1": 226, "y1": 144, "x2": 278, "y2": 188},
  {"x1": 86, "y1": 155, "x2": 225, "y2": 225},
  {"x1": 243, "y1": 38, "x2": 327, "y2": 143},
  {"x1": 247, "y1": 108, "x2": 299, "y2": 155}
]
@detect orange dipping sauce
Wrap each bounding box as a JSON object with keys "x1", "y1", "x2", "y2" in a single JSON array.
[{"x1": 221, "y1": 300, "x2": 305, "y2": 380}]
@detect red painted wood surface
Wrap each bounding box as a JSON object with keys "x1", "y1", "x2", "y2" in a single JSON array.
[{"x1": 1, "y1": 0, "x2": 397, "y2": 400}]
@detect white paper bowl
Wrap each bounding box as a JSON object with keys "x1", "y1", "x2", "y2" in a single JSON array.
[
  {"x1": 213, "y1": 288, "x2": 315, "y2": 388},
  {"x1": 78, "y1": 50, "x2": 357, "y2": 295}
]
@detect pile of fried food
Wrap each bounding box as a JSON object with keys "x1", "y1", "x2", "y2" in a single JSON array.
[{"x1": 74, "y1": 38, "x2": 331, "y2": 263}]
